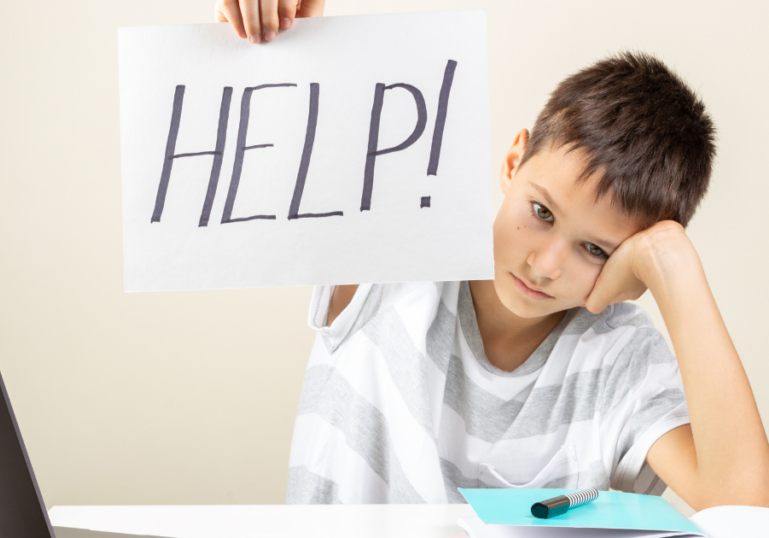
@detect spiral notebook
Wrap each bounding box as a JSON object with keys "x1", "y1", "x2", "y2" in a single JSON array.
[{"x1": 457, "y1": 488, "x2": 706, "y2": 537}]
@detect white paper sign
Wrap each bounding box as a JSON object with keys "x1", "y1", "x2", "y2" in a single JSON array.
[{"x1": 118, "y1": 11, "x2": 493, "y2": 291}]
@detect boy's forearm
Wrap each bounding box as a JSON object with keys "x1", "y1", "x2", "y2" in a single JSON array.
[{"x1": 644, "y1": 243, "x2": 769, "y2": 506}]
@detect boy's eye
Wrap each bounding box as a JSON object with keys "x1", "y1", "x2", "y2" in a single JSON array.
[
  {"x1": 584, "y1": 242, "x2": 607, "y2": 258},
  {"x1": 532, "y1": 202, "x2": 554, "y2": 222}
]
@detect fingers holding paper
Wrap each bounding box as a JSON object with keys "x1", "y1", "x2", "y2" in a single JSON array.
[
  {"x1": 215, "y1": 0, "x2": 247, "y2": 38},
  {"x1": 215, "y1": 0, "x2": 326, "y2": 42}
]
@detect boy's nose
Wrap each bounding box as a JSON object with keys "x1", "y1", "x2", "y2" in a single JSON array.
[{"x1": 527, "y1": 239, "x2": 566, "y2": 281}]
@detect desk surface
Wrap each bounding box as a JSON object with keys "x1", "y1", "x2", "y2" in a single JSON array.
[
  {"x1": 49, "y1": 498, "x2": 695, "y2": 538},
  {"x1": 49, "y1": 504, "x2": 478, "y2": 538}
]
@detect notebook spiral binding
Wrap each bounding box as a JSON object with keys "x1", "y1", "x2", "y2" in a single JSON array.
[{"x1": 565, "y1": 488, "x2": 598, "y2": 508}]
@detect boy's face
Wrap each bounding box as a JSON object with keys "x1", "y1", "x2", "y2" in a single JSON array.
[{"x1": 493, "y1": 130, "x2": 644, "y2": 319}]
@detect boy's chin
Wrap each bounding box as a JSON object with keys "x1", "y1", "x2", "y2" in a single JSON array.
[
  {"x1": 496, "y1": 291, "x2": 566, "y2": 320},
  {"x1": 510, "y1": 302, "x2": 565, "y2": 319},
  {"x1": 494, "y1": 284, "x2": 585, "y2": 320}
]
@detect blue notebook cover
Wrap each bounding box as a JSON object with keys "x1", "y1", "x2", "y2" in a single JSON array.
[{"x1": 459, "y1": 488, "x2": 703, "y2": 534}]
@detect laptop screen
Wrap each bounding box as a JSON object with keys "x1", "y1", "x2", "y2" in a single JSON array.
[{"x1": 0, "y1": 370, "x2": 55, "y2": 538}]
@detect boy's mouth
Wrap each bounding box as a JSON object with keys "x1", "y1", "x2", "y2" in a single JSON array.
[{"x1": 512, "y1": 274, "x2": 554, "y2": 300}]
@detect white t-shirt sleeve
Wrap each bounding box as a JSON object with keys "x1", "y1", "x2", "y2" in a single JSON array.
[
  {"x1": 307, "y1": 284, "x2": 380, "y2": 353},
  {"x1": 601, "y1": 324, "x2": 690, "y2": 494}
]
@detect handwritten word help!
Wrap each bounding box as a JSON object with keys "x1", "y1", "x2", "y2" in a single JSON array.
[{"x1": 150, "y1": 60, "x2": 458, "y2": 227}]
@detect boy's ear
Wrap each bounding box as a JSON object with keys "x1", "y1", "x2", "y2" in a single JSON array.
[{"x1": 500, "y1": 129, "x2": 530, "y2": 195}]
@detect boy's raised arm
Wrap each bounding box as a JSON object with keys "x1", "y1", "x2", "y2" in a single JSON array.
[
  {"x1": 586, "y1": 220, "x2": 769, "y2": 510},
  {"x1": 327, "y1": 285, "x2": 359, "y2": 326},
  {"x1": 215, "y1": 0, "x2": 325, "y2": 43}
]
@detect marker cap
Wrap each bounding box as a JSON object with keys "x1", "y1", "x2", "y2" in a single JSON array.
[{"x1": 531, "y1": 495, "x2": 570, "y2": 519}]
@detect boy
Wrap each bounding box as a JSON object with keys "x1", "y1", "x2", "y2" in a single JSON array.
[{"x1": 216, "y1": 0, "x2": 769, "y2": 509}]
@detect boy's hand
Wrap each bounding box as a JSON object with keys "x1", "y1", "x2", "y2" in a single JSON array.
[
  {"x1": 584, "y1": 220, "x2": 698, "y2": 314},
  {"x1": 215, "y1": 0, "x2": 325, "y2": 43}
]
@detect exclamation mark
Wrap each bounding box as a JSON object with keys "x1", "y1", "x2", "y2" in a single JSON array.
[{"x1": 422, "y1": 59, "x2": 458, "y2": 208}]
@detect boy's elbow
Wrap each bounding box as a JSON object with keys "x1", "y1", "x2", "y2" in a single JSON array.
[
  {"x1": 741, "y1": 455, "x2": 769, "y2": 507},
  {"x1": 699, "y1": 464, "x2": 769, "y2": 509},
  {"x1": 327, "y1": 284, "x2": 358, "y2": 326},
  {"x1": 742, "y1": 466, "x2": 769, "y2": 508}
]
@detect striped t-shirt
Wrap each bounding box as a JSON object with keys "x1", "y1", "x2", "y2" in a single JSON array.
[{"x1": 287, "y1": 281, "x2": 689, "y2": 504}]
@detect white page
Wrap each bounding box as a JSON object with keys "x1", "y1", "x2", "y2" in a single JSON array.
[
  {"x1": 457, "y1": 515, "x2": 701, "y2": 538},
  {"x1": 118, "y1": 11, "x2": 493, "y2": 291},
  {"x1": 689, "y1": 506, "x2": 769, "y2": 538}
]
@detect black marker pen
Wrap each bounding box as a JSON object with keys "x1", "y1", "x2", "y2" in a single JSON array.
[{"x1": 531, "y1": 488, "x2": 599, "y2": 519}]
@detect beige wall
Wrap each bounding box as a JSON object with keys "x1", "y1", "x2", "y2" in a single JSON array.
[{"x1": 1, "y1": 0, "x2": 767, "y2": 507}]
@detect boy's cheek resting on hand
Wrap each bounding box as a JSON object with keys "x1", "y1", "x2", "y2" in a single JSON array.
[{"x1": 584, "y1": 220, "x2": 694, "y2": 315}]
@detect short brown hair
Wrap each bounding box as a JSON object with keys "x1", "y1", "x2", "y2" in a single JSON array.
[{"x1": 519, "y1": 51, "x2": 716, "y2": 228}]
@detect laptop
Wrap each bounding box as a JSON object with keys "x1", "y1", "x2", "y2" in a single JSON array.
[{"x1": 0, "y1": 369, "x2": 169, "y2": 538}]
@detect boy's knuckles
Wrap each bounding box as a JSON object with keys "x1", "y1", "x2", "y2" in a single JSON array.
[
  {"x1": 647, "y1": 221, "x2": 685, "y2": 241},
  {"x1": 641, "y1": 221, "x2": 690, "y2": 256},
  {"x1": 656, "y1": 220, "x2": 685, "y2": 233}
]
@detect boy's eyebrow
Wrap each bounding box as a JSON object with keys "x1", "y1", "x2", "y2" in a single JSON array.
[{"x1": 530, "y1": 182, "x2": 618, "y2": 252}]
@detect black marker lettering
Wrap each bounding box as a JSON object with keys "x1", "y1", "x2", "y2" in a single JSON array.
[
  {"x1": 427, "y1": 60, "x2": 457, "y2": 176},
  {"x1": 288, "y1": 83, "x2": 343, "y2": 220},
  {"x1": 361, "y1": 83, "x2": 427, "y2": 211},
  {"x1": 151, "y1": 85, "x2": 233, "y2": 226},
  {"x1": 221, "y1": 84, "x2": 296, "y2": 223}
]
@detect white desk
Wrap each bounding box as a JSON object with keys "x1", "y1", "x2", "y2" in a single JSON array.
[
  {"x1": 49, "y1": 498, "x2": 697, "y2": 538},
  {"x1": 49, "y1": 504, "x2": 478, "y2": 538},
  {"x1": 49, "y1": 500, "x2": 767, "y2": 538}
]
